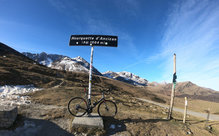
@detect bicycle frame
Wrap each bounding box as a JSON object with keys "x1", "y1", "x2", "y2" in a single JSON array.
[
  {"x1": 67, "y1": 89, "x2": 117, "y2": 117},
  {"x1": 86, "y1": 92, "x2": 105, "y2": 114}
]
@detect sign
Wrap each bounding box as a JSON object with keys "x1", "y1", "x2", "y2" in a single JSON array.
[{"x1": 69, "y1": 35, "x2": 118, "y2": 47}]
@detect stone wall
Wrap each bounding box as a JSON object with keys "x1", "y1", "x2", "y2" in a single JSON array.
[{"x1": 0, "y1": 106, "x2": 17, "y2": 128}]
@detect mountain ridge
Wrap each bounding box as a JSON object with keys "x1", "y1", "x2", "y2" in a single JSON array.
[
  {"x1": 148, "y1": 81, "x2": 219, "y2": 103},
  {"x1": 22, "y1": 52, "x2": 102, "y2": 76},
  {"x1": 23, "y1": 52, "x2": 149, "y2": 86},
  {"x1": 102, "y1": 71, "x2": 148, "y2": 86}
]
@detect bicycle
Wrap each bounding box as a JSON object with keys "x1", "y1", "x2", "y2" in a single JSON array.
[{"x1": 68, "y1": 89, "x2": 117, "y2": 117}]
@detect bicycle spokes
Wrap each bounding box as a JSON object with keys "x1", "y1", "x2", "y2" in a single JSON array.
[
  {"x1": 68, "y1": 97, "x2": 87, "y2": 117},
  {"x1": 98, "y1": 100, "x2": 117, "y2": 117}
]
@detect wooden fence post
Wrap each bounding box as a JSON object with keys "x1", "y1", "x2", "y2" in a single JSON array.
[
  {"x1": 183, "y1": 97, "x2": 188, "y2": 123},
  {"x1": 205, "y1": 108, "x2": 210, "y2": 128}
]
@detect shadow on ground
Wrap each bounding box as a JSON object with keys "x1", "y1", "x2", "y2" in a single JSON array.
[
  {"x1": 0, "y1": 115, "x2": 73, "y2": 136},
  {"x1": 103, "y1": 117, "x2": 169, "y2": 135}
]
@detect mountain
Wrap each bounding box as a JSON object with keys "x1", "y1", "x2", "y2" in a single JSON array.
[
  {"x1": 23, "y1": 52, "x2": 149, "y2": 86},
  {"x1": 22, "y1": 52, "x2": 66, "y2": 67},
  {"x1": 0, "y1": 42, "x2": 59, "y2": 86},
  {"x1": 22, "y1": 52, "x2": 102, "y2": 76},
  {"x1": 50, "y1": 56, "x2": 102, "y2": 76},
  {"x1": 0, "y1": 42, "x2": 101, "y2": 87},
  {"x1": 0, "y1": 42, "x2": 161, "y2": 101},
  {"x1": 102, "y1": 71, "x2": 148, "y2": 86},
  {"x1": 148, "y1": 81, "x2": 219, "y2": 103}
]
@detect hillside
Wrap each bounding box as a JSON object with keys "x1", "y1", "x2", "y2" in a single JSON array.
[
  {"x1": 148, "y1": 81, "x2": 219, "y2": 103},
  {"x1": 0, "y1": 42, "x2": 104, "y2": 88},
  {"x1": 0, "y1": 43, "x2": 66, "y2": 87}
]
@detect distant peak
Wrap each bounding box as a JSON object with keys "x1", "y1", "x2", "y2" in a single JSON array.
[
  {"x1": 120, "y1": 71, "x2": 130, "y2": 73},
  {"x1": 103, "y1": 71, "x2": 113, "y2": 73},
  {"x1": 72, "y1": 56, "x2": 87, "y2": 62},
  {"x1": 40, "y1": 52, "x2": 47, "y2": 55},
  {"x1": 185, "y1": 81, "x2": 194, "y2": 86},
  {"x1": 62, "y1": 57, "x2": 71, "y2": 60},
  {"x1": 77, "y1": 56, "x2": 82, "y2": 59}
]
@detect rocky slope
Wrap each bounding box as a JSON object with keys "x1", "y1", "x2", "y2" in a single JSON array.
[{"x1": 102, "y1": 71, "x2": 148, "y2": 86}]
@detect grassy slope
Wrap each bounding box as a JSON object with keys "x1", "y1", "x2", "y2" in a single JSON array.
[{"x1": 28, "y1": 87, "x2": 219, "y2": 136}]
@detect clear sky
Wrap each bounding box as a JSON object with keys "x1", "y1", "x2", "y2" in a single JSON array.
[{"x1": 0, "y1": 0, "x2": 219, "y2": 91}]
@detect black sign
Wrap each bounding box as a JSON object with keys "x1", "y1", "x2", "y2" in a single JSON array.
[{"x1": 69, "y1": 35, "x2": 118, "y2": 47}]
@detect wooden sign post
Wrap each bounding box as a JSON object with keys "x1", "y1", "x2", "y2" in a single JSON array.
[
  {"x1": 69, "y1": 35, "x2": 118, "y2": 109},
  {"x1": 183, "y1": 97, "x2": 188, "y2": 123},
  {"x1": 205, "y1": 108, "x2": 210, "y2": 128},
  {"x1": 167, "y1": 53, "x2": 177, "y2": 120}
]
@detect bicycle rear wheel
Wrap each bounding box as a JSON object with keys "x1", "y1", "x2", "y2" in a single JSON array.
[
  {"x1": 98, "y1": 100, "x2": 117, "y2": 117},
  {"x1": 68, "y1": 97, "x2": 87, "y2": 117}
]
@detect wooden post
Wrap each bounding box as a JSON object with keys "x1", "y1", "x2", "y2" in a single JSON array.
[
  {"x1": 205, "y1": 108, "x2": 210, "y2": 128},
  {"x1": 167, "y1": 53, "x2": 177, "y2": 120},
  {"x1": 183, "y1": 97, "x2": 188, "y2": 123}
]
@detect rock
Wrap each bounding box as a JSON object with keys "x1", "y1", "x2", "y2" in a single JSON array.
[
  {"x1": 162, "y1": 112, "x2": 166, "y2": 114},
  {"x1": 186, "y1": 131, "x2": 193, "y2": 135},
  {"x1": 72, "y1": 113, "x2": 104, "y2": 129}
]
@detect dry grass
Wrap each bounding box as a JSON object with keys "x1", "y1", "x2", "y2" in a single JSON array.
[
  {"x1": 26, "y1": 87, "x2": 219, "y2": 136},
  {"x1": 153, "y1": 92, "x2": 219, "y2": 114}
]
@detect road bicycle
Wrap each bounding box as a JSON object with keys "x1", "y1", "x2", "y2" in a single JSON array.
[{"x1": 68, "y1": 89, "x2": 117, "y2": 117}]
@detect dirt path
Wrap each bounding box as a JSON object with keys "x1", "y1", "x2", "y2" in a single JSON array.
[{"x1": 137, "y1": 98, "x2": 219, "y2": 121}]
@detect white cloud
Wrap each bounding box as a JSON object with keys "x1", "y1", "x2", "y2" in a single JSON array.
[{"x1": 159, "y1": 0, "x2": 219, "y2": 91}]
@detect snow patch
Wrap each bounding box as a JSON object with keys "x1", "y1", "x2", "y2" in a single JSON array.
[
  {"x1": 0, "y1": 85, "x2": 41, "y2": 106},
  {"x1": 40, "y1": 58, "x2": 53, "y2": 67}
]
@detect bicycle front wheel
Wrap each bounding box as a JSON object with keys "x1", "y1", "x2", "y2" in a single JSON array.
[
  {"x1": 68, "y1": 97, "x2": 87, "y2": 117},
  {"x1": 98, "y1": 100, "x2": 117, "y2": 117}
]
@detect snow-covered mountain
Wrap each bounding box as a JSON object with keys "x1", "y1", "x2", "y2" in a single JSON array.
[
  {"x1": 22, "y1": 52, "x2": 102, "y2": 75},
  {"x1": 102, "y1": 71, "x2": 148, "y2": 86},
  {"x1": 23, "y1": 52, "x2": 148, "y2": 86},
  {"x1": 50, "y1": 56, "x2": 102, "y2": 75}
]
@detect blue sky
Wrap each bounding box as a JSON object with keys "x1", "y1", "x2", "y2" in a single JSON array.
[{"x1": 0, "y1": 0, "x2": 219, "y2": 91}]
